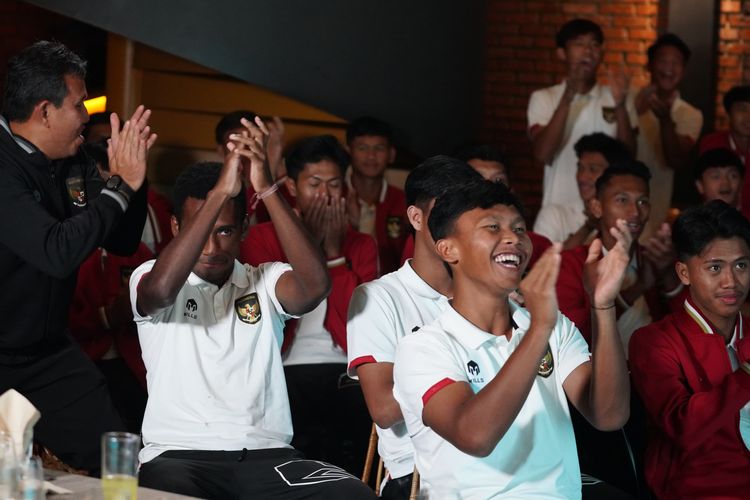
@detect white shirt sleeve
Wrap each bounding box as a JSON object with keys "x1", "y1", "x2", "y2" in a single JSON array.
[
  {"x1": 346, "y1": 283, "x2": 401, "y2": 377},
  {"x1": 674, "y1": 105, "x2": 704, "y2": 141},
  {"x1": 533, "y1": 205, "x2": 567, "y2": 242},
  {"x1": 527, "y1": 87, "x2": 555, "y2": 132},
  {"x1": 393, "y1": 330, "x2": 467, "y2": 423},
  {"x1": 129, "y1": 259, "x2": 167, "y2": 323},
  {"x1": 257, "y1": 261, "x2": 297, "y2": 321},
  {"x1": 553, "y1": 312, "x2": 591, "y2": 383}
]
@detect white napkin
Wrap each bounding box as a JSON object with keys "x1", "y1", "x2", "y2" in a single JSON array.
[{"x1": 0, "y1": 389, "x2": 40, "y2": 462}]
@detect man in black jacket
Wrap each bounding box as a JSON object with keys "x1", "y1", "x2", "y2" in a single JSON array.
[{"x1": 0, "y1": 41, "x2": 156, "y2": 473}]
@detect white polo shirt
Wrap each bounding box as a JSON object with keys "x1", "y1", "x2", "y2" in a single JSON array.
[
  {"x1": 533, "y1": 202, "x2": 588, "y2": 243},
  {"x1": 347, "y1": 260, "x2": 450, "y2": 479},
  {"x1": 393, "y1": 300, "x2": 590, "y2": 499},
  {"x1": 130, "y1": 259, "x2": 296, "y2": 464},
  {"x1": 528, "y1": 81, "x2": 637, "y2": 211}
]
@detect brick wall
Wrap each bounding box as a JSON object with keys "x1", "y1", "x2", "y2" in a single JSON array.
[
  {"x1": 715, "y1": 0, "x2": 750, "y2": 129},
  {"x1": 481, "y1": 0, "x2": 659, "y2": 220}
]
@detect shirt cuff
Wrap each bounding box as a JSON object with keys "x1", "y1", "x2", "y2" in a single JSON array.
[{"x1": 101, "y1": 189, "x2": 129, "y2": 212}]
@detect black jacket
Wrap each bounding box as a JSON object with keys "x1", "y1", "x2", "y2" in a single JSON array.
[{"x1": 0, "y1": 117, "x2": 147, "y2": 363}]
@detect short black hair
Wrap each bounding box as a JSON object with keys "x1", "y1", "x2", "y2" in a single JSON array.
[
  {"x1": 346, "y1": 116, "x2": 393, "y2": 144},
  {"x1": 429, "y1": 180, "x2": 525, "y2": 242},
  {"x1": 574, "y1": 133, "x2": 632, "y2": 165},
  {"x1": 694, "y1": 148, "x2": 745, "y2": 180},
  {"x1": 173, "y1": 162, "x2": 246, "y2": 224},
  {"x1": 673, "y1": 200, "x2": 750, "y2": 261},
  {"x1": 404, "y1": 155, "x2": 483, "y2": 208},
  {"x1": 214, "y1": 110, "x2": 256, "y2": 146},
  {"x1": 2, "y1": 41, "x2": 87, "y2": 122},
  {"x1": 723, "y1": 86, "x2": 750, "y2": 114},
  {"x1": 285, "y1": 135, "x2": 350, "y2": 181},
  {"x1": 453, "y1": 144, "x2": 508, "y2": 169},
  {"x1": 647, "y1": 33, "x2": 691, "y2": 65},
  {"x1": 556, "y1": 18, "x2": 604, "y2": 48},
  {"x1": 595, "y1": 160, "x2": 652, "y2": 196}
]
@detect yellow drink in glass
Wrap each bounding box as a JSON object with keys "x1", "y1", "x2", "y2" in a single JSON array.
[{"x1": 102, "y1": 473, "x2": 138, "y2": 500}]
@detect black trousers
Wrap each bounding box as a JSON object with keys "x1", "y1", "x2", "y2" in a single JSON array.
[
  {"x1": 284, "y1": 363, "x2": 371, "y2": 476},
  {"x1": 95, "y1": 358, "x2": 147, "y2": 434},
  {"x1": 0, "y1": 341, "x2": 124, "y2": 474},
  {"x1": 139, "y1": 448, "x2": 377, "y2": 500}
]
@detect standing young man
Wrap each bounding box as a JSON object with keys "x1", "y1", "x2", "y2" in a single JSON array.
[
  {"x1": 634, "y1": 34, "x2": 703, "y2": 241},
  {"x1": 393, "y1": 180, "x2": 632, "y2": 498},
  {"x1": 0, "y1": 40, "x2": 156, "y2": 472},
  {"x1": 345, "y1": 116, "x2": 407, "y2": 274},
  {"x1": 131, "y1": 118, "x2": 375, "y2": 499},
  {"x1": 347, "y1": 156, "x2": 483, "y2": 499},
  {"x1": 528, "y1": 18, "x2": 636, "y2": 212},
  {"x1": 241, "y1": 135, "x2": 378, "y2": 475},
  {"x1": 629, "y1": 201, "x2": 750, "y2": 499}
]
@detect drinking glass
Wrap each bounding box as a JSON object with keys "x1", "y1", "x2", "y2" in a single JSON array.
[
  {"x1": 101, "y1": 432, "x2": 139, "y2": 500},
  {"x1": 18, "y1": 456, "x2": 42, "y2": 500}
]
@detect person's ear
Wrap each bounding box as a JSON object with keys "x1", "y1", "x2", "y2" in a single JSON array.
[
  {"x1": 170, "y1": 215, "x2": 180, "y2": 237},
  {"x1": 407, "y1": 205, "x2": 424, "y2": 231},
  {"x1": 590, "y1": 197, "x2": 603, "y2": 219},
  {"x1": 285, "y1": 176, "x2": 297, "y2": 198},
  {"x1": 435, "y1": 237, "x2": 458, "y2": 266},
  {"x1": 695, "y1": 179, "x2": 705, "y2": 197},
  {"x1": 556, "y1": 46, "x2": 567, "y2": 63},
  {"x1": 36, "y1": 101, "x2": 52, "y2": 126},
  {"x1": 675, "y1": 261, "x2": 690, "y2": 286}
]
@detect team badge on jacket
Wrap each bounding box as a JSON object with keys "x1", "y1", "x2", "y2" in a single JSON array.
[
  {"x1": 537, "y1": 344, "x2": 554, "y2": 378},
  {"x1": 66, "y1": 176, "x2": 87, "y2": 207},
  {"x1": 235, "y1": 293, "x2": 261, "y2": 324},
  {"x1": 386, "y1": 216, "x2": 402, "y2": 239},
  {"x1": 601, "y1": 106, "x2": 616, "y2": 124}
]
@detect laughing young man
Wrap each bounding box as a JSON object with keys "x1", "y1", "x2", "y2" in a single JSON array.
[
  {"x1": 629, "y1": 200, "x2": 750, "y2": 499},
  {"x1": 392, "y1": 180, "x2": 632, "y2": 498}
]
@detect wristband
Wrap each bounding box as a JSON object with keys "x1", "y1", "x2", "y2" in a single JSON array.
[
  {"x1": 249, "y1": 183, "x2": 279, "y2": 210},
  {"x1": 327, "y1": 257, "x2": 346, "y2": 269},
  {"x1": 592, "y1": 303, "x2": 615, "y2": 310}
]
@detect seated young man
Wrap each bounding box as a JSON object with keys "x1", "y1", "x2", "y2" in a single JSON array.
[
  {"x1": 534, "y1": 132, "x2": 632, "y2": 248},
  {"x1": 345, "y1": 116, "x2": 407, "y2": 274},
  {"x1": 556, "y1": 160, "x2": 682, "y2": 351},
  {"x1": 240, "y1": 135, "x2": 377, "y2": 475},
  {"x1": 695, "y1": 148, "x2": 744, "y2": 207},
  {"x1": 347, "y1": 156, "x2": 483, "y2": 500},
  {"x1": 629, "y1": 200, "x2": 750, "y2": 499},
  {"x1": 392, "y1": 180, "x2": 632, "y2": 498},
  {"x1": 130, "y1": 118, "x2": 375, "y2": 499},
  {"x1": 700, "y1": 85, "x2": 750, "y2": 218},
  {"x1": 401, "y1": 146, "x2": 553, "y2": 270}
]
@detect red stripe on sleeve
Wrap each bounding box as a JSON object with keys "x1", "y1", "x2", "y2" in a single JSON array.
[
  {"x1": 348, "y1": 355, "x2": 377, "y2": 371},
  {"x1": 422, "y1": 377, "x2": 456, "y2": 407}
]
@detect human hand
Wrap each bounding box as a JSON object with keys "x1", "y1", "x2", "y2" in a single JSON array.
[
  {"x1": 519, "y1": 243, "x2": 562, "y2": 334},
  {"x1": 647, "y1": 92, "x2": 674, "y2": 122},
  {"x1": 266, "y1": 116, "x2": 286, "y2": 179},
  {"x1": 634, "y1": 85, "x2": 655, "y2": 115},
  {"x1": 323, "y1": 196, "x2": 348, "y2": 258},
  {"x1": 584, "y1": 219, "x2": 633, "y2": 307},
  {"x1": 107, "y1": 105, "x2": 158, "y2": 191},
  {"x1": 565, "y1": 63, "x2": 589, "y2": 101},
  {"x1": 643, "y1": 223, "x2": 676, "y2": 277},
  {"x1": 608, "y1": 66, "x2": 630, "y2": 107},
  {"x1": 229, "y1": 116, "x2": 273, "y2": 193},
  {"x1": 302, "y1": 193, "x2": 328, "y2": 246}
]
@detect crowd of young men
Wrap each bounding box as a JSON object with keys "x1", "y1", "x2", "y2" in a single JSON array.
[{"x1": 2, "y1": 14, "x2": 750, "y2": 499}]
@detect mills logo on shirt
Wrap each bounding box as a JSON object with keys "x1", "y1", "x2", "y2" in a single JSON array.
[{"x1": 466, "y1": 360, "x2": 484, "y2": 384}]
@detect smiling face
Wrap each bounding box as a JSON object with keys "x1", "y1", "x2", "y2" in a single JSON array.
[
  {"x1": 44, "y1": 74, "x2": 89, "y2": 159},
  {"x1": 440, "y1": 204, "x2": 531, "y2": 295},
  {"x1": 649, "y1": 45, "x2": 686, "y2": 95},
  {"x1": 591, "y1": 174, "x2": 650, "y2": 248},
  {"x1": 173, "y1": 197, "x2": 244, "y2": 286},
  {"x1": 558, "y1": 33, "x2": 603, "y2": 82},
  {"x1": 677, "y1": 237, "x2": 750, "y2": 328}
]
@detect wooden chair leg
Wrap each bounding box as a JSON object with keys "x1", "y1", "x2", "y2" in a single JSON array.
[
  {"x1": 409, "y1": 468, "x2": 420, "y2": 500},
  {"x1": 361, "y1": 422, "x2": 378, "y2": 484},
  {"x1": 375, "y1": 456, "x2": 385, "y2": 496}
]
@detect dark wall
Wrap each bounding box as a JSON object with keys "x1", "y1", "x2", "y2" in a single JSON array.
[{"x1": 25, "y1": 0, "x2": 486, "y2": 159}]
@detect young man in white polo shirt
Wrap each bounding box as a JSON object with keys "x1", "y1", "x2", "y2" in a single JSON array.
[
  {"x1": 393, "y1": 180, "x2": 632, "y2": 498},
  {"x1": 528, "y1": 18, "x2": 636, "y2": 212},
  {"x1": 347, "y1": 156, "x2": 483, "y2": 499},
  {"x1": 130, "y1": 117, "x2": 376, "y2": 499}
]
